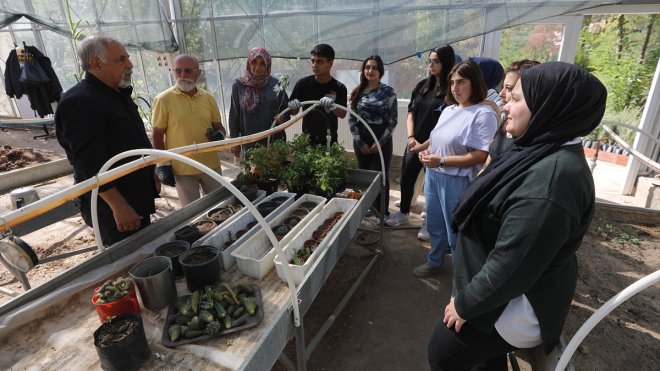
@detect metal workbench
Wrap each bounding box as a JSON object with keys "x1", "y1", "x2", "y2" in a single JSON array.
[{"x1": 0, "y1": 168, "x2": 381, "y2": 370}]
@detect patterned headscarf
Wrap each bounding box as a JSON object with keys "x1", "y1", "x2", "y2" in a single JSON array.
[{"x1": 236, "y1": 47, "x2": 272, "y2": 113}]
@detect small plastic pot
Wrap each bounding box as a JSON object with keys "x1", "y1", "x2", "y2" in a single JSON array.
[
  {"x1": 92, "y1": 281, "x2": 140, "y2": 323},
  {"x1": 283, "y1": 215, "x2": 302, "y2": 227},
  {"x1": 290, "y1": 208, "x2": 310, "y2": 218},
  {"x1": 257, "y1": 201, "x2": 277, "y2": 216},
  {"x1": 94, "y1": 314, "x2": 151, "y2": 371},
  {"x1": 299, "y1": 201, "x2": 318, "y2": 210},
  {"x1": 236, "y1": 184, "x2": 259, "y2": 205},
  {"x1": 154, "y1": 240, "x2": 189, "y2": 277},
  {"x1": 191, "y1": 220, "x2": 216, "y2": 236},
  {"x1": 257, "y1": 178, "x2": 278, "y2": 195},
  {"x1": 179, "y1": 246, "x2": 221, "y2": 291},
  {"x1": 272, "y1": 224, "x2": 292, "y2": 241},
  {"x1": 173, "y1": 225, "x2": 200, "y2": 244},
  {"x1": 207, "y1": 207, "x2": 234, "y2": 224},
  {"x1": 303, "y1": 239, "x2": 318, "y2": 252}
]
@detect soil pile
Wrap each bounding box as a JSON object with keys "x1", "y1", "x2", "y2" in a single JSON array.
[{"x1": 0, "y1": 145, "x2": 54, "y2": 171}]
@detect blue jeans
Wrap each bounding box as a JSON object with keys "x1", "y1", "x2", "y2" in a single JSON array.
[{"x1": 424, "y1": 170, "x2": 470, "y2": 268}]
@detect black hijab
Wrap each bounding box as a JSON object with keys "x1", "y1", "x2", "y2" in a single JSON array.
[{"x1": 452, "y1": 62, "x2": 607, "y2": 232}]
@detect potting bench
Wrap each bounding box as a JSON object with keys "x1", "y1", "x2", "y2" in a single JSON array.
[{"x1": 0, "y1": 169, "x2": 381, "y2": 370}]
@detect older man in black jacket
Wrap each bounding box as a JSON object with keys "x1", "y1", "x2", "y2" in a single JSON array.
[{"x1": 55, "y1": 34, "x2": 159, "y2": 245}]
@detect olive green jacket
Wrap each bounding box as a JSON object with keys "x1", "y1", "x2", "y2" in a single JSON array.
[{"x1": 453, "y1": 144, "x2": 594, "y2": 354}]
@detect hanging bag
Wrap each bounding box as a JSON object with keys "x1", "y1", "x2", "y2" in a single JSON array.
[{"x1": 19, "y1": 52, "x2": 50, "y2": 84}]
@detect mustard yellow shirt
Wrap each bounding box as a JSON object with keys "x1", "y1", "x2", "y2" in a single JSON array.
[{"x1": 152, "y1": 86, "x2": 221, "y2": 175}]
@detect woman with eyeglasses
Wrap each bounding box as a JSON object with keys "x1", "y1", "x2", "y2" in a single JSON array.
[
  {"x1": 348, "y1": 55, "x2": 398, "y2": 220},
  {"x1": 412, "y1": 60, "x2": 498, "y2": 278},
  {"x1": 229, "y1": 47, "x2": 289, "y2": 158},
  {"x1": 429, "y1": 62, "x2": 606, "y2": 371},
  {"x1": 385, "y1": 45, "x2": 455, "y2": 240}
]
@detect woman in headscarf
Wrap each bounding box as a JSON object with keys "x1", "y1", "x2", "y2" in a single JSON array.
[
  {"x1": 470, "y1": 56, "x2": 505, "y2": 112},
  {"x1": 427, "y1": 62, "x2": 607, "y2": 371},
  {"x1": 481, "y1": 59, "x2": 540, "y2": 171},
  {"x1": 229, "y1": 47, "x2": 289, "y2": 158}
]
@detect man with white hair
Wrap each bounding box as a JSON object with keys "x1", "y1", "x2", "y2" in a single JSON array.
[
  {"x1": 152, "y1": 54, "x2": 226, "y2": 207},
  {"x1": 55, "y1": 34, "x2": 159, "y2": 245}
]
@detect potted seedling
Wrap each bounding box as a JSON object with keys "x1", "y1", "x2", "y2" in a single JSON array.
[
  {"x1": 282, "y1": 215, "x2": 302, "y2": 227},
  {"x1": 207, "y1": 206, "x2": 236, "y2": 224},
  {"x1": 243, "y1": 139, "x2": 288, "y2": 194},
  {"x1": 282, "y1": 134, "x2": 314, "y2": 196},
  {"x1": 91, "y1": 277, "x2": 140, "y2": 322},
  {"x1": 310, "y1": 142, "x2": 350, "y2": 198},
  {"x1": 272, "y1": 224, "x2": 292, "y2": 241},
  {"x1": 191, "y1": 220, "x2": 216, "y2": 236}
]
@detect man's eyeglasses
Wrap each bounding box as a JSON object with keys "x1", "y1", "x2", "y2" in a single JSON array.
[
  {"x1": 427, "y1": 59, "x2": 442, "y2": 65},
  {"x1": 174, "y1": 68, "x2": 199, "y2": 75}
]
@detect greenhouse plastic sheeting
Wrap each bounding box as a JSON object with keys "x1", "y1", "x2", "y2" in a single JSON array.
[
  {"x1": 0, "y1": 0, "x2": 177, "y2": 53},
  {"x1": 0, "y1": 0, "x2": 627, "y2": 63}
]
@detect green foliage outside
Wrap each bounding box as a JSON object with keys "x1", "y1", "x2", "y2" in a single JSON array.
[
  {"x1": 575, "y1": 15, "x2": 659, "y2": 143},
  {"x1": 501, "y1": 15, "x2": 659, "y2": 145}
]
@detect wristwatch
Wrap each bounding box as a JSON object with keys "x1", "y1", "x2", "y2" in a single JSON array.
[{"x1": 439, "y1": 157, "x2": 446, "y2": 169}]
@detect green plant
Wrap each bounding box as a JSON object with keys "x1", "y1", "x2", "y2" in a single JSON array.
[
  {"x1": 311, "y1": 142, "x2": 349, "y2": 195},
  {"x1": 243, "y1": 139, "x2": 289, "y2": 182},
  {"x1": 282, "y1": 134, "x2": 314, "y2": 190}
]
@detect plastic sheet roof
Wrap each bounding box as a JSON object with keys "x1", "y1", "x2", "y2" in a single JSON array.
[{"x1": 1, "y1": 1, "x2": 655, "y2": 64}]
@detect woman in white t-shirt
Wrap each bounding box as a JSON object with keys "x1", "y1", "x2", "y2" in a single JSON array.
[{"x1": 411, "y1": 60, "x2": 498, "y2": 278}]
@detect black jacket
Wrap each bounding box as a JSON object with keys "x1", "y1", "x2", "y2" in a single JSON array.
[{"x1": 4, "y1": 46, "x2": 62, "y2": 117}]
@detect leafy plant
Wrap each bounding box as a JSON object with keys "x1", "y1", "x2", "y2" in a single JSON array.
[
  {"x1": 311, "y1": 142, "x2": 349, "y2": 195},
  {"x1": 281, "y1": 134, "x2": 314, "y2": 190},
  {"x1": 243, "y1": 139, "x2": 289, "y2": 182}
]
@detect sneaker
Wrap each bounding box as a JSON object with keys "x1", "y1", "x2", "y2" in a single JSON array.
[
  {"x1": 385, "y1": 212, "x2": 409, "y2": 227},
  {"x1": 417, "y1": 220, "x2": 430, "y2": 241},
  {"x1": 413, "y1": 263, "x2": 442, "y2": 277},
  {"x1": 394, "y1": 199, "x2": 401, "y2": 207},
  {"x1": 420, "y1": 207, "x2": 427, "y2": 219}
]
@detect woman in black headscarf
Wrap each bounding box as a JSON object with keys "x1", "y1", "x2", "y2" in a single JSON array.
[{"x1": 427, "y1": 62, "x2": 607, "y2": 370}]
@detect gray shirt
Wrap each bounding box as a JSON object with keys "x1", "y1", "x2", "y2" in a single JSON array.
[{"x1": 229, "y1": 76, "x2": 289, "y2": 150}]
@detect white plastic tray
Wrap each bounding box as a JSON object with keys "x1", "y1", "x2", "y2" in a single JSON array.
[
  {"x1": 273, "y1": 197, "x2": 358, "y2": 284},
  {"x1": 230, "y1": 194, "x2": 327, "y2": 279},
  {"x1": 166, "y1": 190, "x2": 266, "y2": 243},
  {"x1": 193, "y1": 192, "x2": 296, "y2": 270}
]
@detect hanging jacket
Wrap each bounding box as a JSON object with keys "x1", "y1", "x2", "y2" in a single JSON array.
[{"x1": 4, "y1": 46, "x2": 63, "y2": 117}]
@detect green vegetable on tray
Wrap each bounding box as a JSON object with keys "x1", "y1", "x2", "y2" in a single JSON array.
[{"x1": 165, "y1": 284, "x2": 260, "y2": 342}]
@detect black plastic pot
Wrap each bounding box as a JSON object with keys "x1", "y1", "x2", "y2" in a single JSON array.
[
  {"x1": 179, "y1": 245, "x2": 221, "y2": 291},
  {"x1": 237, "y1": 184, "x2": 259, "y2": 205},
  {"x1": 288, "y1": 184, "x2": 310, "y2": 199},
  {"x1": 257, "y1": 178, "x2": 278, "y2": 195},
  {"x1": 154, "y1": 240, "x2": 190, "y2": 277},
  {"x1": 173, "y1": 225, "x2": 200, "y2": 244},
  {"x1": 94, "y1": 314, "x2": 151, "y2": 371},
  {"x1": 256, "y1": 201, "x2": 278, "y2": 216}
]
